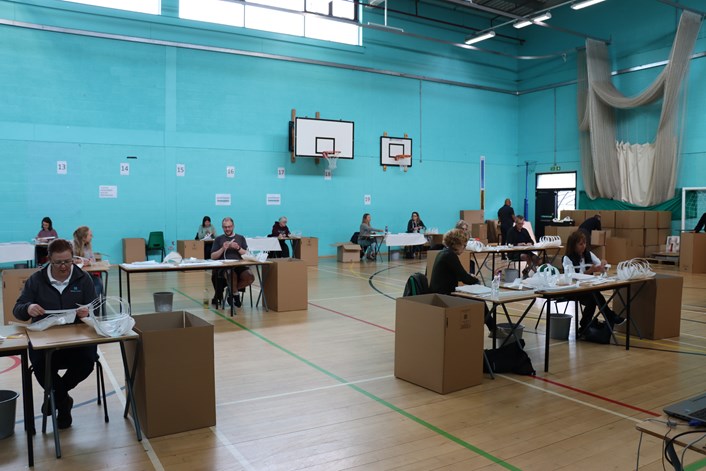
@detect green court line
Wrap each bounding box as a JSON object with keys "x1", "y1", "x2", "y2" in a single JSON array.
[
  {"x1": 685, "y1": 457, "x2": 706, "y2": 470},
  {"x1": 173, "y1": 288, "x2": 521, "y2": 470}
]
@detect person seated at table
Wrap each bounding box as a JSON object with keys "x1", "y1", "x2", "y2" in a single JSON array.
[
  {"x1": 37, "y1": 216, "x2": 58, "y2": 241},
  {"x1": 429, "y1": 229, "x2": 495, "y2": 331},
  {"x1": 506, "y1": 215, "x2": 540, "y2": 279},
  {"x1": 563, "y1": 230, "x2": 624, "y2": 336},
  {"x1": 269, "y1": 216, "x2": 291, "y2": 258},
  {"x1": 359, "y1": 213, "x2": 383, "y2": 260},
  {"x1": 195, "y1": 216, "x2": 217, "y2": 241},
  {"x1": 404, "y1": 212, "x2": 425, "y2": 259},
  {"x1": 13, "y1": 238, "x2": 98, "y2": 429},
  {"x1": 72, "y1": 226, "x2": 103, "y2": 297},
  {"x1": 210, "y1": 217, "x2": 255, "y2": 309},
  {"x1": 36, "y1": 216, "x2": 58, "y2": 265}
]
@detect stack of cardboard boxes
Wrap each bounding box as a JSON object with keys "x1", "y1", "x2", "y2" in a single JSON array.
[
  {"x1": 607, "y1": 210, "x2": 671, "y2": 263},
  {"x1": 459, "y1": 210, "x2": 488, "y2": 244}
]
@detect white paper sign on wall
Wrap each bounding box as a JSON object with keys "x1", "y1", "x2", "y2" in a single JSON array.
[
  {"x1": 277, "y1": 167, "x2": 285, "y2": 179},
  {"x1": 324, "y1": 169, "x2": 332, "y2": 181},
  {"x1": 226, "y1": 166, "x2": 235, "y2": 178},
  {"x1": 57, "y1": 161, "x2": 67, "y2": 175},
  {"x1": 267, "y1": 194, "x2": 281, "y2": 206},
  {"x1": 99, "y1": 185, "x2": 118, "y2": 199},
  {"x1": 216, "y1": 194, "x2": 231, "y2": 206},
  {"x1": 364, "y1": 195, "x2": 372, "y2": 205},
  {"x1": 120, "y1": 163, "x2": 130, "y2": 176},
  {"x1": 176, "y1": 163, "x2": 186, "y2": 177}
]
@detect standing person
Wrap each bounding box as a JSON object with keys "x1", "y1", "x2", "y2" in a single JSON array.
[
  {"x1": 210, "y1": 217, "x2": 254, "y2": 309},
  {"x1": 563, "y1": 231, "x2": 624, "y2": 336},
  {"x1": 693, "y1": 212, "x2": 706, "y2": 232},
  {"x1": 497, "y1": 199, "x2": 516, "y2": 246},
  {"x1": 72, "y1": 226, "x2": 103, "y2": 297},
  {"x1": 405, "y1": 211, "x2": 425, "y2": 259},
  {"x1": 37, "y1": 217, "x2": 58, "y2": 240},
  {"x1": 269, "y1": 216, "x2": 292, "y2": 258},
  {"x1": 578, "y1": 213, "x2": 602, "y2": 246},
  {"x1": 13, "y1": 239, "x2": 98, "y2": 429},
  {"x1": 196, "y1": 216, "x2": 217, "y2": 240},
  {"x1": 359, "y1": 213, "x2": 383, "y2": 261},
  {"x1": 429, "y1": 229, "x2": 495, "y2": 331},
  {"x1": 506, "y1": 216, "x2": 540, "y2": 278}
]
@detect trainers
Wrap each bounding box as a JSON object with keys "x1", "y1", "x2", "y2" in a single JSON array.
[{"x1": 56, "y1": 395, "x2": 73, "y2": 430}]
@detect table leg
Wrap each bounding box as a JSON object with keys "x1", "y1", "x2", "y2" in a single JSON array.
[
  {"x1": 255, "y1": 265, "x2": 268, "y2": 312},
  {"x1": 120, "y1": 341, "x2": 142, "y2": 441},
  {"x1": 42, "y1": 350, "x2": 61, "y2": 458},
  {"x1": 626, "y1": 284, "x2": 631, "y2": 350},
  {"x1": 126, "y1": 272, "x2": 132, "y2": 306},
  {"x1": 20, "y1": 350, "x2": 34, "y2": 467},
  {"x1": 545, "y1": 297, "x2": 552, "y2": 372},
  {"x1": 119, "y1": 267, "x2": 123, "y2": 299}
]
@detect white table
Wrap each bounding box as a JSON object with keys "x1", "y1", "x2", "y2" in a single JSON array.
[
  {"x1": 0, "y1": 242, "x2": 35, "y2": 265},
  {"x1": 245, "y1": 237, "x2": 282, "y2": 252},
  {"x1": 384, "y1": 233, "x2": 428, "y2": 261}
]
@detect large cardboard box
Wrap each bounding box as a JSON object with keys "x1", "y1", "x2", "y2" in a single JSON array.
[
  {"x1": 427, "y1": 250, "x2": 471, "y2": 285},
  {"x1": 177, "y1": 240, "x2": 204, "y2": 259},
  {"x1": 644, "y1": 229, "x2": 659, "y2": 246},
  {"x1": 680, "y1": 232, "x2": 706, "y2": 273},
  {"x1": 615, "y1": 274, "x2": 683, "y2": 339},
  {"x1": 485, "y1": 220, "x2": 499, "y2": 244},
  {"x1": 596, "y1": 210, "x2": 616, "y2": 228},
  {"x1": 615, "y1": 228, "x2": 645, "y2": 246},
  {"x1": 605, "y1": 237, "x2": 643, "y2": 264},
  {"x1": 556, "y1": 226, "x2": 577, "y2": 245},
  {"x1": 335, "y1": 243, "x2": 361, "y2": 262},
  {"x1": 294, "y1": 237, "x2": 318, "y2": 266},
  {"x1": 460, "y1": 210, "x2": 484, "y2": 225},
  {"x1": 644, "y1": 212, "x2": 658, "y2": 228},
  {"x1": 395, "y1": 294, "x2": 485, "y2": 394},
  {"x1": 126, "y1": 311, "x2": 215, "y2": 438},
  {"x1": 560, "y1": 209, "x2": 585, "y2": 222},
  {"x1": 657, "y1": 211, "x2": 671, "y2": 229},
  {"x1": 644, "y1": 245, "x2": 661, "y2": 258},
  {"x1": 592, "y1": 245, "x2": 606, "y2": 260},
  {"x1": 591, "y1": 230, "x2": 609, "y2": 246},
  {"x1": 2, "y1": 268, "x2": 38, "y2": 325},
  {"x1": 471, "y1": 223, "x2": 487, "y2": 240},
  {"x1": 263, "y1": 259, "x2": 308, "y2": 311},
  {"x1": 616, "y1": 211, "x2": 645, "y2": 229},
  {"x1": 659, "y1": 229, "x2": 672, "y2": 247},
  {"x1": 122, "y1": 238, "x2": 146, "y2": 263}
]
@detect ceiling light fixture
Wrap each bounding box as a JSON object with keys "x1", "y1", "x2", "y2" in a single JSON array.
[
  {"x1": 513, "y1": 12, "x2": 552, "y2": 29},
  {"x1": 571, "y1": 0, "x2": 606, "y2": 10},
  {"x1": 464, "y1": 30, "x2": 495, "y2": 45}
]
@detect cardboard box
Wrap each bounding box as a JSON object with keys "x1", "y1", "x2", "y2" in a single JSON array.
[
  {"x1": 643, "y1": 211, "x2": 658, "y2": 228},
  {"x1": 657, "y1": 211, "x2": 671, "y2": 229},
  {"x1": 460, "y1": 210, "x2": 484, "y2": 225},
  {"x1": 556, "y1": 226, "x2": 578, "y2": 245},
  {"x1": 335, "y1": 243, "x2": 361, "y2": 262},
  {"x1": 126, "y1": 311, "x2": 215, "y2": 438},
  {"x1": 644, "y1": 229, "x2": 659, "y2": 246},
  {"x1": 263, "y1": 259, "x2": 308, "y2": 311},
  {"x1": 680, "y1": 232, "x2": 706, "y2": 273},
  {"x1": 596, "y1": 210, "x2": 616, "y2": 228},
  {"x1": 427, "y1": 250, "x2": 471, "y2": 286},
  {"x1": 592, "y1": 245, "x2": 606, "y2": 260},
  {"x1": 592, "y1": 230, "x2": 608, "y2": 246},
  {"x1": 644, "y1": 245, "x2": 661, "y2": 257},
  {"x1": 2, "y1": 268, "x2": 38, "y2": 325},
  {"x1": 395, "y1": 294, "x2": 485, "y2": 394},
  {"x1": 122, "y1": 238, "x2": 146, "y2": 263},
  {"x1": 605, "y1": 237, "x2": 643, "y2": 264},
  {"x1": 614, "y1": 274, "x2": 683, "y2": 339},
  {"x1": 426, "y1": 234, "x2": 444, "y2": 247},
  {"x1": 294, "y1": 237, "x2": 318, "y2": 266},
  {"x1": 560, "y1": 209, "x2": 585, "y2": 222},
  {"x1": 471, "y1": 223, "x2": 487, "y2": 240},
  {"x1": 616, "y1": 211, "x2": 645, "y2": 229},
  {"x1": 485, "y1": 220, "x2": 499, "y2": 244},
  {"x1": 177, "y1": 240, "x2": 204, "y2": 259},
  {"x1": 615, "y1": 228, "x2": 645, "y2": 246},
  {"x1": 544, "y1": 226, "x2": 558, "y2": 237}
]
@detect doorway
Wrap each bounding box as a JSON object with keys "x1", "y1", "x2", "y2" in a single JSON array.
[{"x1": 535, "y1": 172, "x2": 576, "y2": 238}]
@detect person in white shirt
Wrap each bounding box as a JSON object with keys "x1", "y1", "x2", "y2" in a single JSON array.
[{"x1": 563, "y1": 230, "x2": 625, "y2": 336}]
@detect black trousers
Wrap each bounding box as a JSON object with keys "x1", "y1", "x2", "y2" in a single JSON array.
[
  {"x1": 29, "y1": 344, "x2": 97, "y2": 399},
  {"x1": 572, "y1": 292, "x2": 614, "y2": 327},
  {"x1": 695, "y1": 212, "x2": 706, "y2": 233}
]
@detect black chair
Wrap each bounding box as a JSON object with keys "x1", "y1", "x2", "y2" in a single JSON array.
[{"x1": 146, "y1": 231, "x2": 166, "y2": 262}]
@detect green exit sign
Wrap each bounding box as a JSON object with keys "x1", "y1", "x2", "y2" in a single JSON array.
[{"x1": 550, "y1": 165, "x2": 561, "y2": 171}]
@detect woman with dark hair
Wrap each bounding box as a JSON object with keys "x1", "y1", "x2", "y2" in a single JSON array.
[
  {"x1": 196, "y1": 216, "x2": 217, "y2": 240},
  {"x1": 563, "y1": 230, "x2": 624, "y2": 335},
  {"x1": 37, "y1": 217, "x2": 58, "y2": 240},
  {"x1": 405, "y1": 211, "x2": 426, "y2": 259}
]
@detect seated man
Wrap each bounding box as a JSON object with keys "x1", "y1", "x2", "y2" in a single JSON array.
[
  {"x1": 269, "y1": 216, "x2": 291, "y2": 258},
  {"x1": 13, "y1": 238, "x2": 98, "y2": 429},
  {"x1": 506, "y1": 215, "x2": 540, "y2": 278},
  {"x1": 211, "y1": 217, "x2": 255, "y2": 309}
]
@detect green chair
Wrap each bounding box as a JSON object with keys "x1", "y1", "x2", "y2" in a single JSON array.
[{"x1": 146, "y1": 231, "x2": 166, "y2": 262}]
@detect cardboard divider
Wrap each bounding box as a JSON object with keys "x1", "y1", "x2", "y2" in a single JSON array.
[
  {"x1": 263, "y1": 258, "x2": 308, "y2": 311},
  {"x1": 2, "y1": 268, "x2": 38, "y2": 325}
]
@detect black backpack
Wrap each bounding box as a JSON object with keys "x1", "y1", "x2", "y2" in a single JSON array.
[
  {"x1": 350, "y1": 232, "x2": 359, "y2": 244},
  {"x1": 483, "y1": 339, "x2": 536, "y2": 376},
  {"x1": 403, "y1": 272, "x2": 429, "y2": 297}
]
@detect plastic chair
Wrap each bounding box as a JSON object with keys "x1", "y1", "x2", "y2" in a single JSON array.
[{"x1": 146, "y1": 232, "x2": 166, "y2": 262}]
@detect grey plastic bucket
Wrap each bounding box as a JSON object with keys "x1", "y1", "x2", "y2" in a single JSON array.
[
  {"x1": 504, "y1": 268, "x2": 519, "y2": 283},
  {"x1": 0, "y1": 390, "x2": 19, "y2": 439},
  {"x1": 495, "y1": 322, "x2": 524, "y2": 344},
  {"x1": 153, "y1": 292, "x2": 174, "y2": 312},
  {"x1": 549, "y1": 313, "x2": 573, "y2": 340}
]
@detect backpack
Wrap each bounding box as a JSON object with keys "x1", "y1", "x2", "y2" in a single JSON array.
[
  {"x1": 483, "y1": 339, "x2": 536, "y2": 375},
  {"x1": 403, "y1": 272, "x2": 429, "y2": 297},
  {"x1": 583, "y1": 321, "x2": 612, "y2": 344},
  {"x1": 350, "y1": 232, "x2": 359, "y2": 244}
]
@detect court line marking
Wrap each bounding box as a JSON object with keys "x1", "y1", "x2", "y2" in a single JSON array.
[
  {"x1": 210, "y1": 426, "x2": 256, "y2": 471},
  {"x1": 219, "y1": 375, "x2": 394, "y2": 406},
  {"x1": 97, "y1": 348, "x2": 165, "y2": 471}
]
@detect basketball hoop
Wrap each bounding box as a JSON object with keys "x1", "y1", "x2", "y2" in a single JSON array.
[
  {"x1": 393, "y1": 154, "x2": 411, "y2": 172},
  {"x1": 321, "y1": 151, "x2": 341, "y2": 170}
]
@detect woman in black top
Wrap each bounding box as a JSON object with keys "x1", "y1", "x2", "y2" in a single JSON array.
[
  {"x1": 405, "y1": 212, "x2": 425, "y2": 258},
  {"x1": 429, "y1": 229, "x2": 494, "y2": 330}
]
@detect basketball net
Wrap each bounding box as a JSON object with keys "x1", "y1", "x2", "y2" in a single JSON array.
[
  {"x1": 393, "y1": 154, "x2": 411, "y2": 172},
  {"x1": 321, "y1": 151, "x2": 341, "y2": 170}
]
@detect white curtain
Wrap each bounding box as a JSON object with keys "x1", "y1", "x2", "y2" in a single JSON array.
[
  {"x1": 578, "y1": 11, "x2": 702, "y2": 205},
  {"x1": 616, "y1": 141, "x2": 656, "y2": 205}
]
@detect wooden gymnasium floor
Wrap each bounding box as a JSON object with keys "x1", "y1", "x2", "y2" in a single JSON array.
[{"x1": 1, "y1": 256, "x2": 706, "y2": 470}]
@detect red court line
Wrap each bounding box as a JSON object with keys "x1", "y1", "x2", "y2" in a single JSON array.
[
  {"x1": 308, "y1": 302, "x2": 395, "y2": 333},
  {"x1": 0, "y1": 356, "x2": 21, "y2": 375},
  {"x1": 533, "y1": 375, "x2": 660, "y2": 417}
]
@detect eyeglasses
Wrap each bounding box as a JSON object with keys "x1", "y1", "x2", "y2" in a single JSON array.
[{"x1": 51, "y1": 260, "x2": 73, "y2": 267}]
